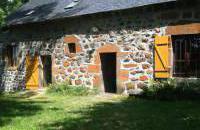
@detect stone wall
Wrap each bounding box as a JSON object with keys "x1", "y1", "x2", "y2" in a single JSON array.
[{"x1": 0, "y1": 1, "x2": 199, "y2": 92}]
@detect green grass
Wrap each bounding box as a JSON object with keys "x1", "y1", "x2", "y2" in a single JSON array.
[
  {"x1": 0, "y1": 91, "x2": 200, "y2": 130},
  {"x1": 46, "y1": 83, "x2": 99, "y2": 96}
]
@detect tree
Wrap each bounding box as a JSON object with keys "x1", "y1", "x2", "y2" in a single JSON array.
[{"x1": 0, "y1": 0, "x2": 28, "y2": 27}]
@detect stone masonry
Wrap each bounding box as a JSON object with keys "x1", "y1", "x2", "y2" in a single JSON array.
[{"x1": 0, "y1": 1, "x2": 199, "y2": 92}]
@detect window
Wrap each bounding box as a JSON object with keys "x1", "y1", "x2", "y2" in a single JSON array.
[
  {"x1": 64, "y1": 0, "x2": 80, "y2": 10},
  {"x1": 25, "y1": 10, "x2": 35, "y2": 16},
  {"x1": 68, "y1": 43, "x2": 76, "y2": 53},
  {"x1": 172, "y1": 34, "x2": 200, "y2": 77},
  {"x1": 5, "y1": 45, "x2": 19, "y2": 67}
]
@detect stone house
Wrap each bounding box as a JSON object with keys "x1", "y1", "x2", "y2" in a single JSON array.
[{"x1": 0, "y1": 0, "x2": 199, "y2": 93}]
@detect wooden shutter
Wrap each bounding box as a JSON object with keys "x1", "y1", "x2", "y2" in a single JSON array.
[
  {"x1": 154, "y1": 36, "x2": 172, "y2": 78},
  {"x1": 25, "y1": 54, "x2": 39, "y2": 89}
]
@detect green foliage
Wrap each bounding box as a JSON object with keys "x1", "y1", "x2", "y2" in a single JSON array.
[
  {"x1": 0, "y1": 91, "x2": 3, "y2": 96},
  {"x1": 143, "y1": 78, "x2": 200, "y2": 100},
  {"x1": 0, "y1": 0, "x2": 28, "y2": 27},
  {"x1": 0, "y1": 93, "x2": 200, "y2": 130},
  {"x1": 46, "y1": 82, "x2": 99, "y2": 96}
]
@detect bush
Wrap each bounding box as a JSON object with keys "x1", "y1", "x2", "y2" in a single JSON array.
[
  {"x1": 0, "y1": 91, "x2": 3, "y2": 96},
  {"x1": 142, "y1": 79, "x2": 200, "y2": 100},
  {"x1": 46, "y1": 82, "x2": 99, "y2": 96}
]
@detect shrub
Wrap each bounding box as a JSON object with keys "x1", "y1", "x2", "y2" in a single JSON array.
[
  {"x1": 142, "y1": 78, "x2": 200, "y2": 100},
  {"x1": 46, "y1": 82, "x2": 99, "y2": 96},
  {"x1": 0, "y1": 91, "x2": 3, "y2": 96}
]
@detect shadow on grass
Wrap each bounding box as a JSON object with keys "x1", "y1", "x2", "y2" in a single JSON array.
[
  {"x1": 15, "y1": 91, "x2": 39, "y2": 98},
  {"x1": 0, "y1": 96, "x2": 48, "y2": 127},
  {"x1": 41, "y1": 97, "x2": 200, "y2": 130}
]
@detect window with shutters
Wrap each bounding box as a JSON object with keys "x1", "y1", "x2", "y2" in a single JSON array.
[
  {"x1": 172, "y1": 34, "x2": 200, "y2": 77},
  {"x1": 68, "y1": 43, "x2": 76, "y2": 53}
]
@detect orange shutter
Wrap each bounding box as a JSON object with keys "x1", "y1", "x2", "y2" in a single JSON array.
[
  {"x1": 154, "y1": 36, "x2": 172, "y2": 78},
  {"x1": 25, "y1": 54, "x2": 39, "y2": 89}
]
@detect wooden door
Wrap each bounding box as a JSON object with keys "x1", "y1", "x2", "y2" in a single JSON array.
[
  {"x1": 25, "y1": 54, "x2": 39, "y2": 89},
  {"x1": 41, "y1": 55, "x2": 52, "y2": 87}
]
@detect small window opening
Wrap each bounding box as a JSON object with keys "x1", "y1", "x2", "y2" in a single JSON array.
[
  {"x1": 25, "y1": 10, "x2": 35, "y2": 16},
  {"x1": 64, "y1": 0, "x2": 80, "y2": 10},
  {"x1": 68, "y1": 43, "x2": 76, "y2": 53}
]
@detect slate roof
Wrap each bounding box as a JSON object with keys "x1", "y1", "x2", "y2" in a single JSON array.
[{"x1": 6, "y1": 0, "x2": 176, "y2": 26}]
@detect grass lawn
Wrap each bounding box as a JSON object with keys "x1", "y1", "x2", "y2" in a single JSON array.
[{"x1": 0, "y1": 91, "x2": 200, "y2": 130}]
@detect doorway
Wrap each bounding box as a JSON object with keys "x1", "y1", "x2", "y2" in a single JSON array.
[
  {"x1": 100, "y1": 53, "x2": 117, "y2": 93},
  {"x1": 41, "y1": 55, "x2": 52, "y2": 87}
]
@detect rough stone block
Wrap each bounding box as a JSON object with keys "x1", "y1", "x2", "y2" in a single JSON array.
[
  {"x1": 119, "y1": 69, "x2": 129, "y2": 81},
  {"x1": 75, "y1": 79, "x2": 82, "y2": 85},
  {"x1": 88, "y1": 65, "x2": 100, "y2": 73},
  {"x1": 139, "y1": 75, "x2": 148, "y2": 81},
  {"x1": 123, "y1": 63, "x2": 138, "y2": 68},
  {"x1": 93, "y1": 75, "x2": 101, "y2": 87},
  {"x1": 142, "y1": 64, "x2": 150, "y2": 69},
  {"x1": 63, "y1": 61, "x2": 70, "y2": 67}
]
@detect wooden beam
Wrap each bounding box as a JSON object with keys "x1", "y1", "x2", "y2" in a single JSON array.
[{"x1": 166, "y1": 23, "x2": 200, "y2": 35}]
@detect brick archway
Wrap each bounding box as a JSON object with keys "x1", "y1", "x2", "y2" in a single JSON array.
[{"x1": 88, "y1": 44, "x2": 126, "y2": 93}]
